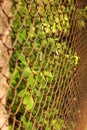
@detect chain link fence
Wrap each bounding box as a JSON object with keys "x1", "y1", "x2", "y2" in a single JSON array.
[{"x1": 0, "y1": 0, "x2": 87, "y2": 130}]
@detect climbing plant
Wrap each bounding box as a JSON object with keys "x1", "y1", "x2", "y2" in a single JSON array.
[{"x1": 7, "y1": 0, "x2": 81, "y2": 130}]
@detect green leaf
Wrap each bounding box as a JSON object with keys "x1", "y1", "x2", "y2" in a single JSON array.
[
  {"x1": 25, "y1": 16, "x2": 32, "y2": 27},
  {"x1": 18, "y1": 28, "x2": 27, "y2": 43},
  {"x1": 44, "y1": 71, "x2": 53, "y2": 78},
  {"x1": 12, "y1": 69, "x2": 20, "y2": 79},
  {"x1": 52, "y1": 120, "x2": 56, "y2": 125},
  {"x1": 48, "y1": 38, "x2": 55, "y2": 44},
  {"x1": 42, "y1": 40, "x2": 47, "y2": 46},
  {"x1": 52, "y1": 23, "x2": 57, "y2": 33},
  {"x1": 52, "y1": 44, "x2": 57, "y2": 52},
  {"x1": 37, "y1": 91, "x2": 42, "y2": 102},
  {"x1": 73, "y1": 55, "x2": 79, "y2": 66},
  {"x1": 26, "y1": 122, "x2": 33, "y2": 130},
  {"x1": 64, "y1": 14, "x2": 69, "y2": 21},
  {"x1": 22, "y1": 118, "x2": 35, "y2": 130},
  {"x1": 11, "y1": 69, "x2": 20, "y2": 86},
  {"x1": 28, "y1": 76, "x2": 35, "y2": 86},
  {"x1": 57, "y1": 43, "x2": 62, "y2": 49},
  {"x1": 23, "y1": 92, "x2": 34, "y2": 110},
  {"x1": 39, "y1": 29, "x2": 46, "y2": 39},
  {"x1": 34, "y1": 41, "x2": 40, "y2": 49},
  {"x1": 23, "y1": 67, "x2": 31, "y2": 78},
  {"x1": 38, "y1": 74, "x2": 42, "y2": 81},
  {"x1": 29, "y1": 27, "x2": 36, "y2": 39},
  {"x1": 12, "y1": 51, "x2": 20, "y2": 59},
  {"x1": 58, "y1": 26, "x2": 63, "y2": 31},
  {"x1": 55, "y1": 17, "x2": 59, "y2": 23},
  {"x1": 46, "y1": 127, "x2": 51, "y2": 130},
  {"x1": 18, "y1": 89, "x2": 25, "y2": 97},
  {"x1": 68, "y1": 0, "x2": 73, "y2": 4},
  {"x1": 41, "y1": 79, "x2": 46, "y2": 88},
  {"x1": 22, "y1": 117, "x2": 27, "y2": 126},
  {"x1": 12, "y1": 14, "x2": 21, "y2": 30},
  {"x1": 8, "y1": 125, "x2": 12, "y2": 130},
  {"x1": 45, "y1": 25, "x2": 51, "y2": 33},
  {"x1": 8, "y1": 88, "x2": 14, "y2": 100},
  {"x1": 18, "y1": 6, "x2": 27, "y2": 16},
  {"x1": 19, "y1": 54, "x2": 26, "y2": 65},
  {"x1": 77, "y1": 20, "x2": 85, "y2": 29}
]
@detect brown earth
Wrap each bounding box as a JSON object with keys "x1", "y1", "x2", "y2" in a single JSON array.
[{"x1": 76, "y1": 92, "x2": 87, "y2": 130}]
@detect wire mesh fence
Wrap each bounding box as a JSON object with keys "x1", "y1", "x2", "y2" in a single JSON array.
[{"x1": 0, "y1": 0, "x2": 87, "y2": 130}]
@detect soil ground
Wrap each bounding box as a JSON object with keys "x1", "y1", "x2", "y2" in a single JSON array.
[{"x1": 76, "y1": 92, "x2": 87, "y2": 130}]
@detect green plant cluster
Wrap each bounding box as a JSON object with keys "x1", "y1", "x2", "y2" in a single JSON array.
[
  {"x1": 8, "y1": 0, "x2": 79, "y2": 130},
  {"x1": 76, "y1": 6, "x2": 87, "y2": 29}
]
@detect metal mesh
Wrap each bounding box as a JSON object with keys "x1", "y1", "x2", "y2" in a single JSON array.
[{"x1": 0, "y1": 0, "x2": 87, "y2": 130}]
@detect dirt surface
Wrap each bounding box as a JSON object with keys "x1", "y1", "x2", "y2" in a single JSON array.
[
  {"x1": 81, "y1": 99, "x2": 87, "y2": 130},
  {"x1": 76, "y1": 92, "x2": 87, "y2": 130}
]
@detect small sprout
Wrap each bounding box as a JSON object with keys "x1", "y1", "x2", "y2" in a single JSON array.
[{"x1": 73, "y1": 54, "x2": 79, "y2": 66}]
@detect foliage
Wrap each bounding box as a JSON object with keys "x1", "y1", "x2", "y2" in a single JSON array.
[
  {"x1": 8, "y1": 0, "x2": 80, "y2": 129},
  {"x1": 76, "y1": 6, "x2": 87, "y2": 29}
]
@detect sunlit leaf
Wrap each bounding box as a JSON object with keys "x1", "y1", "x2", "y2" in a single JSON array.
[
  {"x1": 23, "y1": 67, "x2": 31, "y2": 78},
  {"x1": 28, "y1": 76, "x2": 35, "y2": 86},
  {"x1": 44, "y1": 71, "x2": 53, "y2": 78},
  {"x1": 23, "y1": 92, "x2": 34, "y2": 110},
  {"x1": 18, "y1": 89, "x2": 25, "y2": 97},
  {"x1": 19, "y1": 54, "x2": 26, "y2": 65}
]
